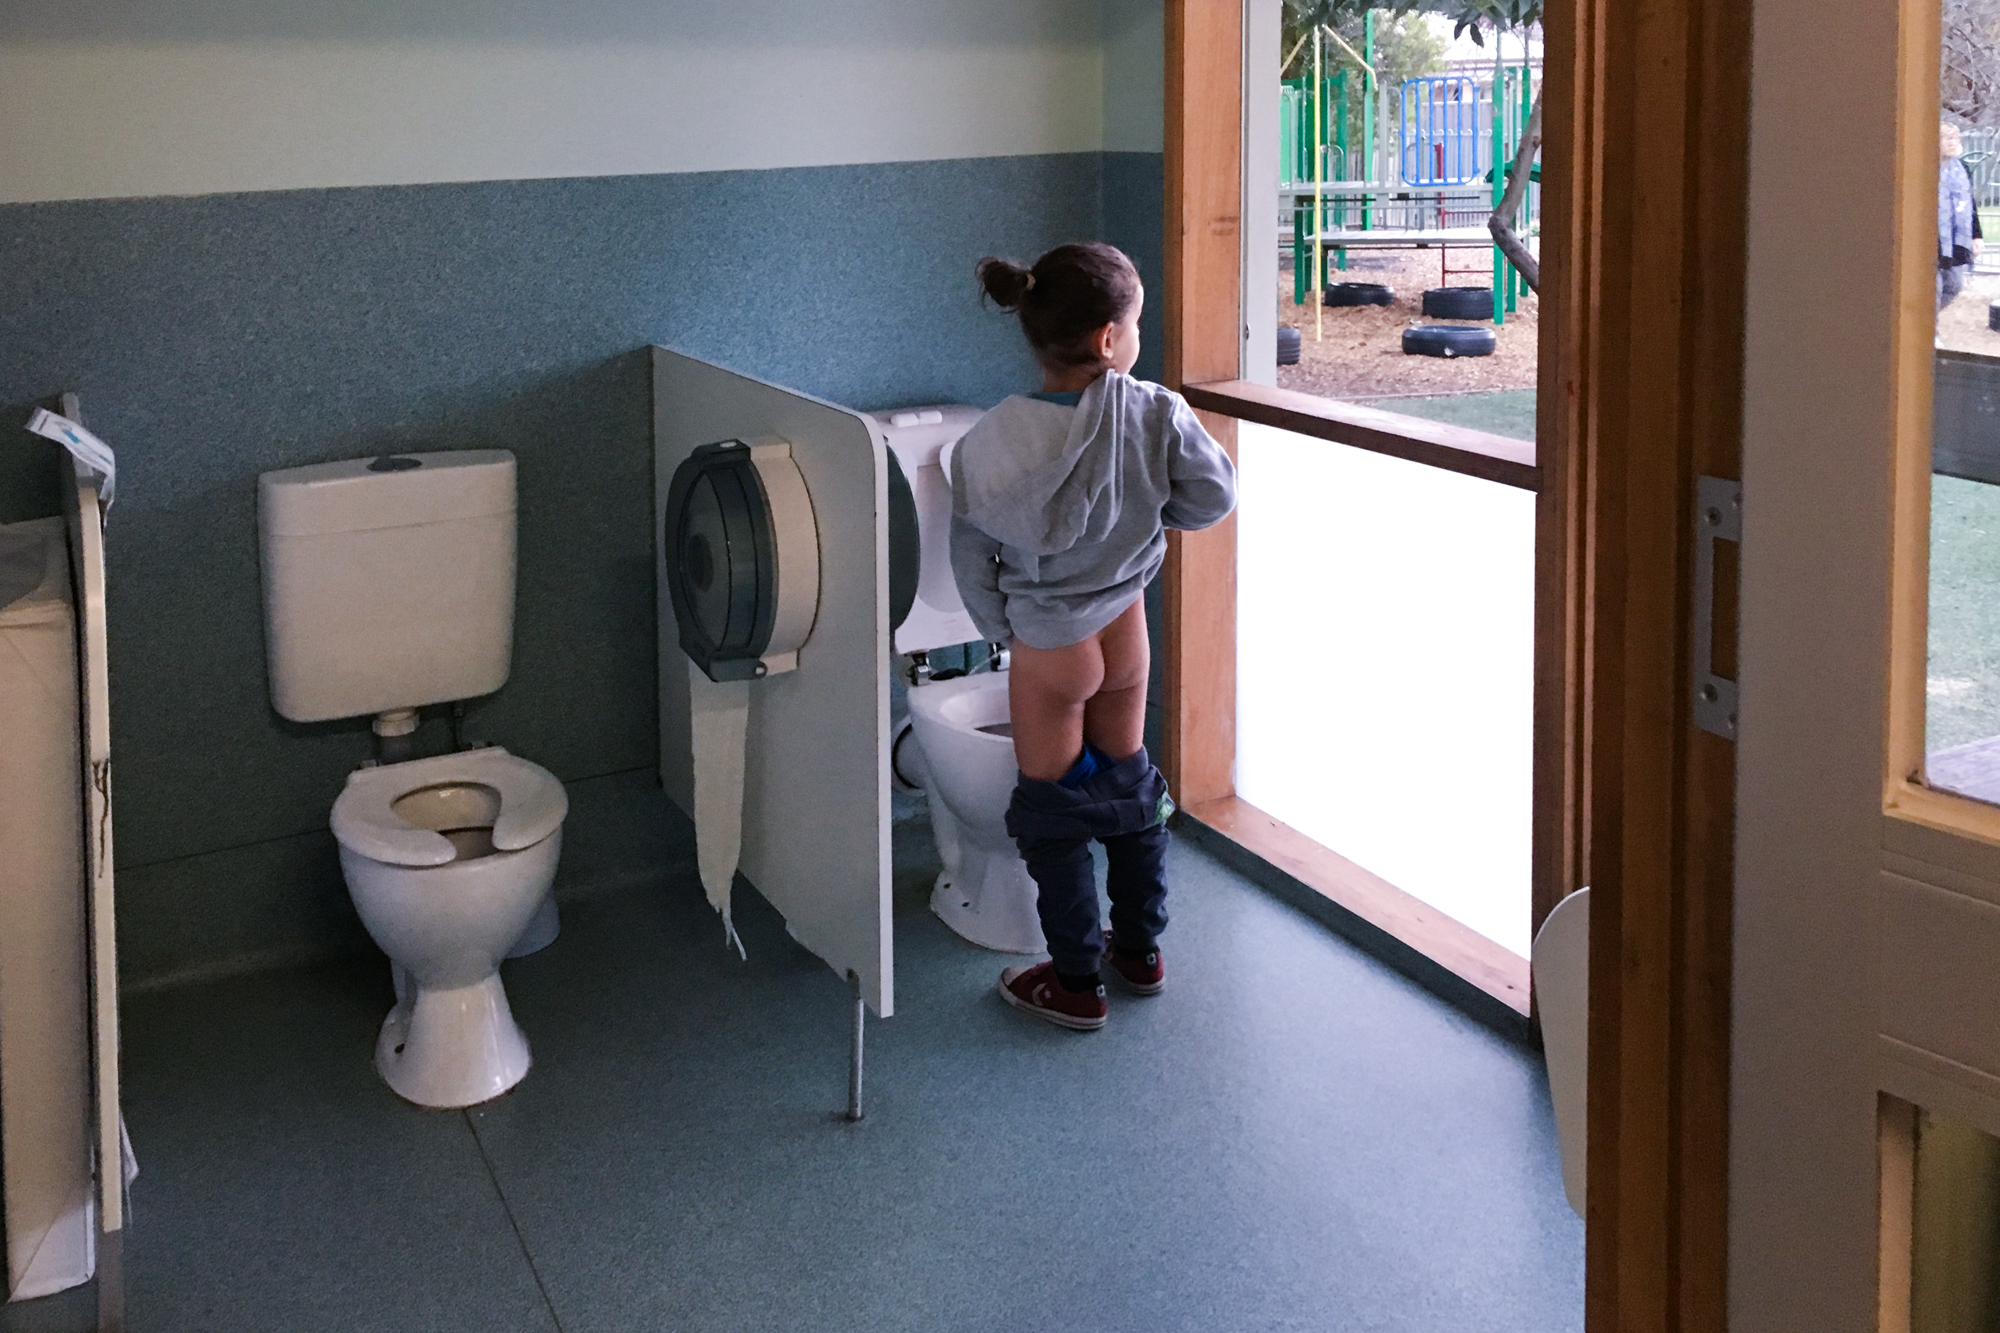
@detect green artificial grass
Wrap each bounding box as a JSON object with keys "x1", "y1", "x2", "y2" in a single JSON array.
[
  {"x1": 1350, "y1": 390, "x2": 1538, "y2": 443},
  {"x1": 1929, "y1": 475, "x2": 2000, "y2": 751}
]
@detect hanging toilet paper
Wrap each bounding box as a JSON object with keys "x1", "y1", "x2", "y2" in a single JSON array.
[{"x1": 688, "y1": 660, "x2": 750, "y2": 959}]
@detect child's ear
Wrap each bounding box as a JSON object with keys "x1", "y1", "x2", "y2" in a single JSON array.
[{"x1": 1096, "y1": 321, "x2": 1118, "y2": 361}]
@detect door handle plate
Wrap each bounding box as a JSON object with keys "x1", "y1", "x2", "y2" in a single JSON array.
[{"x1": 1692, "y1": 475, "x2": 1742, "y2": 739}]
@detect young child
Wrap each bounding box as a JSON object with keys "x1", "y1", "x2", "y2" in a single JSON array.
[{"x1": 952, "y1": 241, "x2": 1237, "y2": 1031}]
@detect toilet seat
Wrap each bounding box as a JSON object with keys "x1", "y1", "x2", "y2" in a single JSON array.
[{"x1": 332, "y1": 747, "x2": 567, "y2": 868}]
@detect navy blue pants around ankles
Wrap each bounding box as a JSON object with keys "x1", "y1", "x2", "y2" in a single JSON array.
[{"x1": 1005, "y1": 746, "x2": 1174, "y2": 978}]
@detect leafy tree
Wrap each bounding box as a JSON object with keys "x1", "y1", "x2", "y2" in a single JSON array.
[
  {"x1": 1944, "y1": 0, "x2": 2000, "y2": 128},
  {"x1": 1440, "y1": 0, "x2": 1543, "y2": 43}
]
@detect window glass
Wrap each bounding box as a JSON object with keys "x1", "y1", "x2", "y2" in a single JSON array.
[
  {"x1": 1275, "y1": 7, "x2": 1541, "y2": 444},
  {"x1": 1925, "y1": 9, "x2": 2000, "y2": 801}
]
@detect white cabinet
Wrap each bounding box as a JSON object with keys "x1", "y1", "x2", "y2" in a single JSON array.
[{"x1": 0, "y1": 515, "x2": 94, "y2": 1299}]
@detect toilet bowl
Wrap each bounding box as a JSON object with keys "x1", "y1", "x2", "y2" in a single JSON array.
[
  {"x1": 331, "y1": 746, "x2": 567, "y2": 1108},
  {"x1": 904, "y1": 672, "x2": 1045, "y2": 955}
]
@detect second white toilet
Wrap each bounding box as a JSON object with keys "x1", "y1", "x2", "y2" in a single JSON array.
[
  {"x1": 259, "y1": 450, "x2": 567, "y2": 1108},
  {"x1": 877, "y1": 408, "x2": 1046, "y2": 955}
]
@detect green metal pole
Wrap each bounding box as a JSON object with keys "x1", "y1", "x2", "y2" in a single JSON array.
[
  {"x1": 1333, "y1": 69, "x2": 1349, "y2": 268},
  {"x1": 1362, "y1": 11, "x2": 1375, "y2": 232},
  {"x1": 1515, "y1": 56, "x2": 1532, "y2": 311},
  {"x1": 1335, "y1": 70, "x2": 1349, "y2": 185},
  {"x1": 1505, "y1": 63, "x2": 1523, "y2": 313},
  {"x1": 1503, "y1": 69, "x2": 1516, "y2": 313},
  {"x1": 1294, "y1": 203, "x2": 1307, "y2": 304},
  {"x1": 1290, "y1": 79, "x2": 1309, "y2": 303},
  {"x1": 1313, "y1": 27, "x2": 1325, "y2": 332},
  {"x1": 1491, "y1": 60, "x2": 1505, "y2": 325}
]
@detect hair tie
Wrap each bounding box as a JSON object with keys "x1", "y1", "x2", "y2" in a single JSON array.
[{"x1": 1022, "y1": 273, "x2": 1036, "y2": 292}]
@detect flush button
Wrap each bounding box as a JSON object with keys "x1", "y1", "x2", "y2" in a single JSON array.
[{"x1": 368, "y1": 455, "x2": 422, "y2": 472}]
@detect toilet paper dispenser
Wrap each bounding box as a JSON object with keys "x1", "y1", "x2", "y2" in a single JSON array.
[
  {"x1": 663, "y1": 437, "x2": 823, "y2": 682},
  {"x1": 664, "y1": 434, "x2": 921, "y2": 683}
]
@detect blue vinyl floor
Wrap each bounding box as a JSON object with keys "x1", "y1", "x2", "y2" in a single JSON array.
[{"x1": 8, "y1": 809, "x2": 1582, "y2": 1333}]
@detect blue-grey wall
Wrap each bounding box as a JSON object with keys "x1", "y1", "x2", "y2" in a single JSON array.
[{"x1": 0, "y1": 151, "x2": 1163, "y2": 989}]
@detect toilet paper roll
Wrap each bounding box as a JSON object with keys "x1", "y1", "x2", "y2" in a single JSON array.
[{"x1": 688, "y1": 659, "x2": 751, "y2": 959}]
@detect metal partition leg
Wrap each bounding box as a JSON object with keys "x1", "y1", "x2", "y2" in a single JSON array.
[
  {"x1": 97, "y1": 1227, "x2": 124, "y2": 1333},
  {"x1": 846, "y1": 971, "x2": 865, "y2": 1122}
]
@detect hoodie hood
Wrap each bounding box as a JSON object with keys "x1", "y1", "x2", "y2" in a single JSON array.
[
  {"x1": 947, "y1": 374, "x2": 1238, "y2": 649},
  {"x1": 956, "y1": 370, "x2": 1147, "y2": 559}
]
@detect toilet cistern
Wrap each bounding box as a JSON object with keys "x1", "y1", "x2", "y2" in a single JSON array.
[{"x1": 257, "y1": 449, "x2": 568, "y2": 1108}]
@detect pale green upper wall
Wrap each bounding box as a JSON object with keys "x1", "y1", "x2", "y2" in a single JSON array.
[
  {"x1": 0, "y1": 0, "x2": 1166, "y2": 204},
  {"x1": 1103, "y1": 0, "x2": 1166, "y2": 154}
]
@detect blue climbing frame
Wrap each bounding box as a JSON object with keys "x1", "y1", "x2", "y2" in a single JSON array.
[{"x1": 1402, "y1": 77, "x2": 1484, "y2": 185}]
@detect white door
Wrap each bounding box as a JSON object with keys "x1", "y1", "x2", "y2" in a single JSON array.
[{"x1": 1735, "y1": 0, "x2": 2000, "y2": 1325}]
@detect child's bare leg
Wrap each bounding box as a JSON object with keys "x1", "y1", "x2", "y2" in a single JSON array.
[
  {"x1": 1007, "y1": 632, "x2": 1105, "y2": 782},
  {"x1": 1082, "y1": 598, "x2": 1148, "y2": 761},
  {"x1": 1000, "y1": 597, "x2": 1173, "y2": 1014}
]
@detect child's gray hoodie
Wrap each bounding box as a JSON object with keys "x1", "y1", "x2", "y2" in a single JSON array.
[{"x1": 949, "y1": 370, "x2": 1237, "y2": 650}]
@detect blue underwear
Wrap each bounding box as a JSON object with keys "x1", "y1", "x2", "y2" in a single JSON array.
[{"x1": 1058, "y1": 743, "x2": 1116, "y2": 789}]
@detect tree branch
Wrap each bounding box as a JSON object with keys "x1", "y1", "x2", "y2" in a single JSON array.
[{"x1": 1488, "y1": 85, "x2": 1543, "y2": 293}]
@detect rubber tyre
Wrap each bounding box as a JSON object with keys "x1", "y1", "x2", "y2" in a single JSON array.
[
  {"x1": 1989, "y1": 301, "x2": 2000, "y2": 332},
  {"x1": 1324, "y1": 281, "x2": 1394, "y2": 308},
  {"x1": 1402, "y1": 325, "x2": 1497, "y2": 359},
  {"x1": 1276, "y1": 326, "x2": 1302, "y2": 366},
  {"x1": 1421, "y1": 286, "x2": 1496, "y2": 320}
]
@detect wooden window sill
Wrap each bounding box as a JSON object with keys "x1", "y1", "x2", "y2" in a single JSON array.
[
  {"x1": 1182, "y1": 379, "x2": 1540, "y2": 492},
  {"x1": 1183, "y1": 795, "x2": 1531, "y2": 1019}
]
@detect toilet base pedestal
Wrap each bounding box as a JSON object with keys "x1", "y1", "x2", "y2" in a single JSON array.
[
  {"x1": 929, "y1": 855, "x2": 1046, "y2": 955},
  {"x1": 375, "y1": 973, "x2": 531, "y2": 1108}
]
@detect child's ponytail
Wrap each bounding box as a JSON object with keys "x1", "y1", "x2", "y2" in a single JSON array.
[
  {"x1": 975, "y1": 242, "x2": 1141, "y2": 369},
  {"x1": 976, "y1": 256, "x2": 1037, "y2": 310}
]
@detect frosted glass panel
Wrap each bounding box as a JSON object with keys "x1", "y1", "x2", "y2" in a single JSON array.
[{"x1": 1235, "y1": 420, "x2": 1535, "y2": 957}]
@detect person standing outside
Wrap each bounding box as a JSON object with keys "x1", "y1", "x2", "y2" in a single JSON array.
[{"x1": 1941, "y1": 121, "x2": 1984, "y2": 313}]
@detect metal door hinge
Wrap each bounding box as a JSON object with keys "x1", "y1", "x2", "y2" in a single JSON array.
[{"x1": 1692, "y1": 476, "x2": 1741, "y2": 739}]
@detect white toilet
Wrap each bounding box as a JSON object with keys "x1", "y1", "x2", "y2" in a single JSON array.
[
  {"x1": 876, "y1": 408, "x2": 1046, "y2": 956},
  {"x1": 258, "y1": 450, "x2": 568, "y2": 1108}
]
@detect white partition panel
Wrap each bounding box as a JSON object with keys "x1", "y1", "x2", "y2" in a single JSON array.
[
  {"x1": 652, "y1": 348, "x2": 893, "y2": 1016},
  {"x1": 1235, "y1": 419, "x2": 1535, "y2": 957}
]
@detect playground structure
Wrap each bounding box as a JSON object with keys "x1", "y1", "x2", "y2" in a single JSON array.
[
  {"x1": 1956, "y1": 126, "x2": 2000, "y2": 264},
  {"x1": 1283, "y1": 18, "x2": 1540, "y2": 329}
]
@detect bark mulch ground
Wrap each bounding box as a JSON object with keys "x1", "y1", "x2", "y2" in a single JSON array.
[
  {"x1": 1276, "y1": 250, "x2": 1540, "y2": 401},
  {"x1": 1940, "y1": 270, "x2": 2000, "y2": 356}
]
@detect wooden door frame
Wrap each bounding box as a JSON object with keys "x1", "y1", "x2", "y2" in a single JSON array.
[
  {"x1": 1160, "y1": 0, "x2": 1243, "y2": 812},
  {"x1": 1162, "y1": 1, "x2": 1748, "y2": 1326}
]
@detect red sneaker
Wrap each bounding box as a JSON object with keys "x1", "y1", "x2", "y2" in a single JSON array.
[
  {"x1": 1101, "y1": 932, "x2": 1165, "y2": 996},
  {"x1": 998, "y1": 961, "x2": 1107, "y2": 1031}
]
